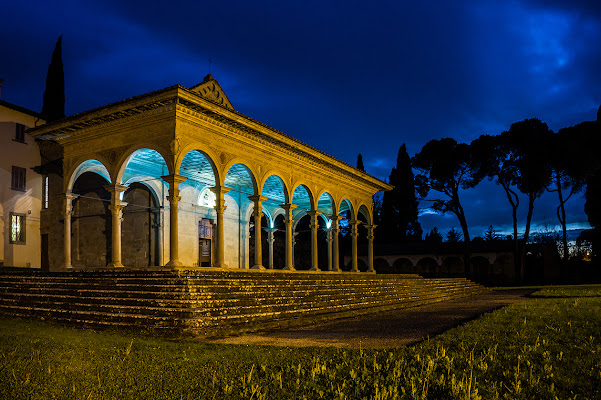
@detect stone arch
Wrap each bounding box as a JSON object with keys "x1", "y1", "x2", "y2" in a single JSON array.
[
  {"x1": 70, "y1": 171, "x2": 112, "y2": 268},
  {"x1": 116, "y1": 146, "x2": 172, "y2": 185},
  {"x1": 66, "y1": 159, "x2": 111, "y2": 192},
  {"x1": 338, "y1": 198, "x2": 355, "y2": 220},
  {"x1": 260, "y1": 172, "x2": 290, "y2": 205},
  {"x1": 374, "y1": 258, "x2": 391, "y2": 273},
  {"x1": 121, "y1": 182, "x2": 161, "y2": 267},
  {"x1": 316, "y1": 192, "x2": 335, "y2": 217},
  {"x1": 176, "y1": 145, "x2": 219, "y2": 181},
  {"x1": 393, "y1": 257, "x2": 414, "y2": 274},
  {"x1": 471, "y1": 255, "x2": 491, "y2": 284},
  {"x1": 357, "y1": 204, "x2": 372, "y2": 225},
  {"x1": 225, "y1": 163, "x2": 258, "y2": 197},
  {"x1": 442, "y1": 256, "x2": 463, "y2": 277},
  {"x1": 291, "y1": 184, "x2": 315, "y2": 213},
  {"x1": 416, "y1": 257, "x2": 439, "y2": 276},
  {"x1": 177, "y1": 149, "x2": 220, "y2": 188},
  {"x1": 493, "y1": 254, "x2": 515, "y2": 284}
]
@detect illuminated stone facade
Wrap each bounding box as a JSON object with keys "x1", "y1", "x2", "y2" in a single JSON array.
[
  {"x1": 29, "y1": 75, "x2": 391, "y2": 272},
  {"x1": 0, "y1": 99, "x2": 45, "y2": 268}
]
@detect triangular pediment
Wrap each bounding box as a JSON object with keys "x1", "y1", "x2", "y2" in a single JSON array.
[{"x1": 189, "y1": 74, "x2": 234, "y2": 110}]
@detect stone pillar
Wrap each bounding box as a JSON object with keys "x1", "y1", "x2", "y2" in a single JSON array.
[
  {"x1": 62, "y1": 192, "x2": 79, "y2": 269},
  {"x1": 265, "y1": 227, "x2": 276, "y2": 269},
  {"x1": 366, "y1": 224, "x2": 376, "y2": 273},
  {"x1": 307, "y1": 210, "x2": 322, "y2": 271},
  {"x1": 331, "y1": 215, "x2": 342, "y2": 272},
  {"x1": 248, "y1": 195, "x2": 267, "y2": 269},
  {"x1": 349, "y1": 220, "x2": 360, "y2": 272},
  {"x1": 210, "y1": 186, "x2": 232, "y2": 268},
  {"x1": 161, "y1": 174, "x2": 187, "y2": 267},
  {"x1": 326, "y1": 228, "x2": 333, "y2": 271},
  {"x1": 280, "y1": 203, "x2": 297, "y2": 271},
  {"x1": 105, "y1": 184, "x2": 128, "y2": 268}
]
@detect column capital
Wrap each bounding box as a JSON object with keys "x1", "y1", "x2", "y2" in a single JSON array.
[
  {"x1": 280, "y1": 203, "x2": 298, "y2": 212},
  {"x1": 64, "y1": 191, "x2": 79, "y2": 202},
  {"x1": 108, "y1": 203, "x2": 127, "y2": 214},
  {"x1": 104, "y1": 183, "x2": 129, "y2": 194},
  {"x1": 248, "y1": 194, "x2": 268, "y2": 203},
  {"x1": 306, "y1": 209, "x2": 322, "y2": 217},
  {"x1": 160, "y1": 174, "x2": 187, "y2": 186},
  {"x1": 209, "y1": 185, "x2": 232, "y2": 196}
]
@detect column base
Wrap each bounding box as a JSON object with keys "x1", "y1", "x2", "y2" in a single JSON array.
[
  {"x1": 61, "y1": 263, "x2": 73, "y2": 270},
  {"x1": 309, "y1": 266, "x2": 320, "y2": 271},
  {"x1": 251, "y1": 265, "x2": 266, "y2": 270},
  {"x1": 165, "y1": 260, "x2": 184, "y2": 267},
  {"x1": 106, "y1": 262, "x2": 124, "y2": 268},
  {"x1": 282, "y1": 265, "x2": 296, "y2": 271}
]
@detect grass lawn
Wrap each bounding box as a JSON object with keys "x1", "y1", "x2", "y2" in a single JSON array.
[{"x1": 1, "y1": 285, "x2": 600, "y2": 399}]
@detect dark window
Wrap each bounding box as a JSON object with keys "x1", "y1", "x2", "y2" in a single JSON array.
[
  {"x1": 10, "y1": 213, "x2": 26, "y2": 244},
  {"x1": 15, "y1": 123, "x2": 25, "y2": 143},
  {"x1": 11, "y1": 166, "x2": 26, "y2": 191}
]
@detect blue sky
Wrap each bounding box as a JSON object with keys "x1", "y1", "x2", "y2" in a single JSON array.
[{"x1": 1, "y1": 0, "x2": 600, "y2": 239}]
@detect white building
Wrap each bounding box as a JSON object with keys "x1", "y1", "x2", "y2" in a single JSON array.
[{"x1": 0, "y1": 86, "x2": 45, "y2": 268}]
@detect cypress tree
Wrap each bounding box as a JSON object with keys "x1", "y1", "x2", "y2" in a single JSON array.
[
  {"x1": 377, "y1": 144, "x2": 422, "y2": 243},
  {"x1": 42, "y1": 35, "x2": 65, "y2": 122},
  {"x1": 356, "y1": 154, "x2": 365, "y2": 172}
]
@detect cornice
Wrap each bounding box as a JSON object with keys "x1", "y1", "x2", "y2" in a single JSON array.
[{"x1": 27, "y1": 84, "x2": 392, "y2": 193}]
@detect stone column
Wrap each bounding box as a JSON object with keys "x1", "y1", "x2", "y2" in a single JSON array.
[
  {"x1": 265, "y1": 227, "x2": 276, "y2": 269},
  {"x1": 161, "y1": 174, "x2": 187, "y2": 267},
  {"x1": 366, "y1": 224, "x2": 376, "y2": 273},
  {"x1": 331, "y1": 215, "x2": 342, "y2": 272},
  {"x1": 105, "y1": 184, "x2": 128, "y2": 268},
  {"x1": 349, "y1": 220, "x2": 360, "y2": 272},
  {"x1": 280, "y1": 203, "x2": 297, "y2": 271},
  {"x1": 307, "y1": 210, "x2": 322, "y2": 271},
  {"x1": 326, "y1": 228, "x2": 333, "y2": 271},
  {"x1": 62, "y1": 192, "x2": 79, "y2": 269},
  {"x1": 210, "y1": 186, "x2": 232, "y2": 268},
  {"x1": 248, "y1": 195, "x2": 267, "y2": 269}
]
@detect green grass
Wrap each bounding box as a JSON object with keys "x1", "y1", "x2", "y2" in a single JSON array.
[{"x1": 1, "y1": 285, "x2": 600, "y2": 399}]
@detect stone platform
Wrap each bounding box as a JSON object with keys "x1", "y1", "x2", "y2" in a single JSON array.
[{"x1": 0, "y1": 268, "x2": 489, "y2": 337}]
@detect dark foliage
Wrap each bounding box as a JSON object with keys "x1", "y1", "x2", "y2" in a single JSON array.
[
  {"x1": 377, "y1": 144, "x2": 422, "y2": 244},
  {"x1": 42, "y1": 36, "x2": 65, "y2": 122}
]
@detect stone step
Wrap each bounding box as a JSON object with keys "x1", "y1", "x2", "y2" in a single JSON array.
[
  {"x1": 0, "y1": 270, "x2": 489, "y2": 337},
  {"x1": 0, "y1": 285, "x2": 485, "y2": 319}
]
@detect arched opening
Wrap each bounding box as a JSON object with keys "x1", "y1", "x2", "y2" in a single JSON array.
[
  {"x1": 225, "y1": 163, "x2": 257, "y2": 269},
  {"x1": 443, "y1": 256, "x2": 463, "y2": 277},
  {"x1": 416, "y1": 257, "x2": 438, "y2": 277},
  {"x1": 374, "y1": 258, "x2": 391, "y2": 274},
  {"x1": 291, "y1": 185, "x2": 313, "y2": 270},
  {"x1": 392, "y1": 258, "x2": 414, "y2": 274},
  {"x1": 338, "y1": 199, "x2": 354, "y2": 271},
  {"x1": 71, "y1": 171, "x2": 111, "y2": 268},
  {"x1": 261, "y1": 175, "x2": 288, "y2": 269},
  {"x1": 119, "y1": 148, "x2": 169, "y2": 266},
  {"x1": 121, "y1": 182, "x2": 160, "y2": 267},
  {"x1": 471, "y1": 256, "x2": 491, "y2": 285}
]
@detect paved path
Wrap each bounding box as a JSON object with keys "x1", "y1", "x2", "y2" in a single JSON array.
[{"x1": 205, "y1": 289, "x2": 535, "y2": 348}]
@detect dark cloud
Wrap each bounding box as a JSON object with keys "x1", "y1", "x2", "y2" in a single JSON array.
[{"x1": 1, "y1": 0, "x2": 598, "y2": 238}]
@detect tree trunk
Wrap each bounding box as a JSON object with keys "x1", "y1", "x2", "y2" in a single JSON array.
[
  {"x1": 555, "y1": 175, "x2": 569, "y2": 262},
  {"x1": 521, "y1": 194, "x2": 536, "y2": 282}
]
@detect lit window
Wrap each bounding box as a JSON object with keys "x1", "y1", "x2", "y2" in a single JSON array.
[
  {"x1": 10, "y1": 213, "x2": 26, "y2": 244},
  {"x1": 11, "y1": 166, "x2": 26, "y2": 191},
  {"x1": 43, "y1": 176, "x2": 49, "y2": 209},
  {"x1": 15, "y1": 123, "x2": 25, "y2": 143}
]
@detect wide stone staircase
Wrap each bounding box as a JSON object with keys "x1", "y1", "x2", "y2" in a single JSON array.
[{"x1": 0, "y1": 269, "x2": 489, "y2": 337}]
